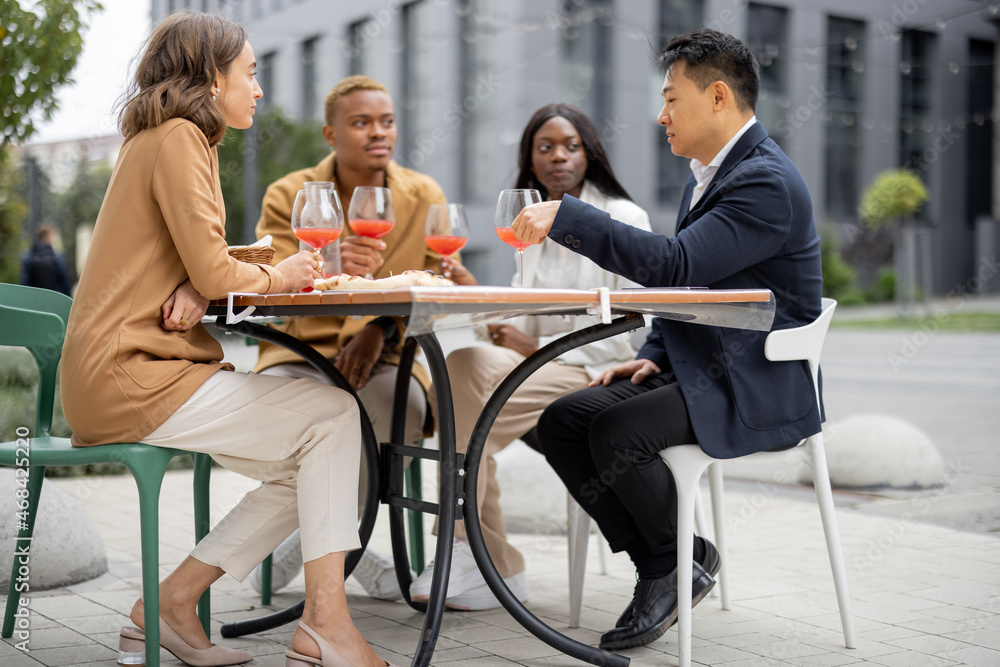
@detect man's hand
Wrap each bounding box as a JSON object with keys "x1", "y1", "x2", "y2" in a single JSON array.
[
  {"x1": 161, "y1": 279, "x2": 209, "y2": 331},
  {"x1": 439, "y1": 256, "x2": 477, "y2": 285},
  {"x1": 512, "y1": 200, "x2": 562, "y2": 246},
  {"x1": 275, "y1": 250, "x2": 322, "y2": 291},
  {"x1": 341, "y1": 235, "x2": 386, "y2": 277},
  {"x1": 335, "y1": 324, "x2": 386, "y2": 389},
  {"x1": 488, "y1": 324, "x2": 538, "y2": 357},
  {"x1": 589, "y1": 359, "x2": 662, "y2": 387}
]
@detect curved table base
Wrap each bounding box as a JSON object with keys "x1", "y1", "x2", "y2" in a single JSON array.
[{"x1": 461, "y1": 314, "x2": 644, "y2": 667}]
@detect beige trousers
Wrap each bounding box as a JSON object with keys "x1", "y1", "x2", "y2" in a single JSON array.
[
  {"x1": 262, "y1": 361, "x2": 427, "y2": 507},
  {"x1": 143, "y1": 370, "x2": 362, "y2": 581},
  {"x1": 441, "y1": 345, "x2": 591, "y2": 578}
]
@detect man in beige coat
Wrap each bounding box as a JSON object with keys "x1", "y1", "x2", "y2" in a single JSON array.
[{"x1": 250, "y1": 76, "x2": 455, "y2": 600}]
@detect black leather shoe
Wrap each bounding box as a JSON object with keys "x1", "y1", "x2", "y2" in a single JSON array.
[{"x1": 600, "y1": 539, "x2": 720, "y2": 650}]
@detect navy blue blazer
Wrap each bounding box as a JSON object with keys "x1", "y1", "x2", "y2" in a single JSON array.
[{"x1": 549, "y1": 122, "x2": 823, "y2": 458}]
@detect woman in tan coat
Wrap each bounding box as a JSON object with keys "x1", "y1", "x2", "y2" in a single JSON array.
[{"x1": 60, "y1": 12, "x2": 391, "y2": 667}]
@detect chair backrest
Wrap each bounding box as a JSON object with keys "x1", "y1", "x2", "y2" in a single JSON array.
[
  {"x1": 763, "y1": 297, "x2": 837, "y2": 409},
  {"x1": 0, "y1": 284, "x2": 73, "y2": 437}
]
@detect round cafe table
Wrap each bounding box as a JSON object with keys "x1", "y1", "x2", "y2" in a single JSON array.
[{"x1": 206, "y1": 285, "x2": 775, "y2": 667}]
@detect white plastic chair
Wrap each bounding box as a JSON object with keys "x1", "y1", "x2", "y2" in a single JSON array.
[{"x1": 568, "y1": 298, "x2": 855, "y2": 664}]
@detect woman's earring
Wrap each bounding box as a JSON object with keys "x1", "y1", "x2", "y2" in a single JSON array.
[{"x1": 211, "y1": 88, "x2": 219, "y2": 102}]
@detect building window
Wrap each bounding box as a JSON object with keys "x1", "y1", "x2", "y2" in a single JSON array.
[
  {"x1": 966, "y1": 39, "x2": 994, "y2": 228},
  {"x1": 458, "y1": 0, "x2": 495, "y2": 203},
  {"x1": 301, "y1": 36, "x2": 319, "y2": 120},
  {"x1": 824, "y1": 16, "x2": 865, "y2": 219},
  {"x1": 559, "y1": 0, "x2": 614, "y2": 127},
  {"x1": 259, "y1": 51, "x2": 276, "y2": 112},
  {"x1": 747, "y1": 3, "x2": 789, "y2": 146},
  {"x1": 401, "y1": 1, "x2": 431, "y2": 167},
  {"x1": 656, "y1": 0, "x2": 704, "y2": 206},
  {"x1": 899, "y1": 30, "x2": 935, "y2": 177},
  {"x1": 347, "y1": 18, "x2": 373, "y2": 76}
]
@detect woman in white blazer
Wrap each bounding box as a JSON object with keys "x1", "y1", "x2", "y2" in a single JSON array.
[{"x1": 410, "y1": 104, "x2": 650, "y2": 610}]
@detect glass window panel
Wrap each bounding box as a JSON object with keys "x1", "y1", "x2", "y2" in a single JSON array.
[
  {"x1": 824, "y1": 16, "x2": 865, "y2": 219},
  {"x1": 656, "y1": 0, "x2": 704, "y2": 206},
  {"x1": 747, "y1": 3, "x2": 789, "y2": 147}
]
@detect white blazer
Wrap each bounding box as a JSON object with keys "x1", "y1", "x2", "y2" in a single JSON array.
[{"x1": 486, "y1": 181, "x2": 651, "y2": 379}]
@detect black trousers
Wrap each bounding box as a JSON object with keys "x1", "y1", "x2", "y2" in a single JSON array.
[{"x1": 537, "y1": 372, "x2": 696, "y2": 561}]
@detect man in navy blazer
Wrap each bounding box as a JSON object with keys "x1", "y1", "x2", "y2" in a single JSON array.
[{"x1": 513, "y1": 29, "x2": 823, "y2": 650}]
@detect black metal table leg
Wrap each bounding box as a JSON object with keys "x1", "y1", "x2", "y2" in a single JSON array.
[
  {"x1": 213, "y1": 318, "x2": 380, "y2": 639},
  {"x1": 399, "y1": 333, "x2": 458, "y2": 666},
  {"x1": 461, "y1": 314, "x2": 643, "y2": 667}
]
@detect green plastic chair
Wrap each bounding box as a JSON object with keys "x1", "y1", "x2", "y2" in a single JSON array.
[{"x1": 0, "y1": 284, "x2": 213, "y2": 667}]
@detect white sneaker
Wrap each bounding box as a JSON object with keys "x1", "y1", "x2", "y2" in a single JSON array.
[
  {"x1": 351, "y1": 549, "x2": 413, "y2": 601},
  {"x1": 249, "y1": 530, "x2": 304, "y2": 595},
  {"x1": 446, "y1": 571, "x2": 527, "y2": 611},
  {"x1": 409, "y1": 540, "x2": 527, "y2": 611}
]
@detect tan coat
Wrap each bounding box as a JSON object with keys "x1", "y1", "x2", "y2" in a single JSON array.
[
  {"x1": 61, "y1": 119, "x2": 289, "y2": 447},
  {"x1": 253, "y1": 154, "x2": 447, "y2": 423}
]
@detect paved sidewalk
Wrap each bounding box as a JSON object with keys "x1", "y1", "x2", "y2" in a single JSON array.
[{"x1": 2, "y1": 466, "x2": 999, "y2": 667}]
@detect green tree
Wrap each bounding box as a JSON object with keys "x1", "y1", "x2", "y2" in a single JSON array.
[
  {"x1": 0, "y1": 151, "x2": 27, "y2": 284},
  {"x1": 53, "y1": 158, "x2": 113, "y2": 281},
  {"x1": 217, "y1": 107, "x2": 329, "y2": 242},
  {"x1": 0, "y1": 0, "x2": 103, "y2": 283},
  {"x1": 858, "y1": 169, "x2": 930, "y2": 314},
  {"x1": 0, "y1": 0, "x2": 103, "y2": 144}
]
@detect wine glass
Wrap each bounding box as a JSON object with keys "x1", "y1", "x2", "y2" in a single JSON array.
[
  {"x1": 291, "y1": 181, "x2": 344, "y2": 278},
  {"x1": 348, "y1": 186, "x2": 395, "y2": 278},
  {"x1": 424, "y1": 203, "x2": 469, "y2": 258},
  {"x1": 494, "y1": 189, "x2": 541, "y2": 287}
]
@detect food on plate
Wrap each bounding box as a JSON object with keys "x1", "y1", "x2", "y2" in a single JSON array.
[{"x1": 315, "y1": 270, "x2": 456, "y2": 291}]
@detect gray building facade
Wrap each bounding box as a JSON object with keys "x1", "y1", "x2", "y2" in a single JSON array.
[{"x1": 154, "y1": 0, "x2": 999, "y2": 293}]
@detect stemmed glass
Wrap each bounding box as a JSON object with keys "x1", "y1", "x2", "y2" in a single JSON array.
[
  {"x1": 291, "y1": 181, "x2": 344, "y2": 278},
  {"x1": 348, "y1": 186, "x2": 395, "y2": 279},
  {"x1": 494, "y1": 189, "x2": 541, "y2": 287},
  {"x1": 424, "y1": 203, "x2": 469, "y2": 257}
]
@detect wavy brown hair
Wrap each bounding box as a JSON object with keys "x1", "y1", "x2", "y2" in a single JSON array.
[{"x1": 117, "y1": 12, "x2": 248, "y2": 147}]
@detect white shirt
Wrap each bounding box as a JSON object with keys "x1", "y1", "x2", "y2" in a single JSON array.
[
  {"x1": 477, "y1": 181, "x2": 651, "y2": 379},
  {"x1": 688, "y1": 115, "x2": 757, "y2": 211}
]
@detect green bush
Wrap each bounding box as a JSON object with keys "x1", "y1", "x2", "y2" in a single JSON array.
[
  {"x1": 858, "y1": 169, "x2": 929, "y2": 228},
  {"x1": 866, "y1": 268, "x2": 896, "y2": 303},
  {"x1": 820, "y1": 231, "x2": 860, "y2": 303}
]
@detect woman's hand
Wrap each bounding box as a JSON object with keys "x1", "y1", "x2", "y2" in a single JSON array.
[
  {"x1": 341, "y1": 236, "x2": 385, "y2": 276},
  {"x1": 335, "y1": 324, "x2": 386, "y2": 389},
  {"x1": 161, "y1": 279, "x2": 209, "y2": 332},
  {"x1": 440, "y1": 256, "x2": 477, "y2": 285},
  {"x1": 275, "y1": 250, "x2": 322, "y2": 291},
  {"x1": 589, "y1": 359, "x2": 661, "y2": 387},
  {"x1": 488, "y1": 324, "x2": 538, "y2": 357}
]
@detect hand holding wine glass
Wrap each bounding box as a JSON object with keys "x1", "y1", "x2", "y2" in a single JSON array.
[
  {"x1": 348, "y1": 186, "x2": 395, "y2": 278},
  {"x1": 291, "y1": 181, "x2": 344, "y2": 278},
  {"x1": 426, "y1": 203, "x2": 475, "y2": 284},
  {"x1": 494, "y1": 189, "x2": 541, "y2": 287}
]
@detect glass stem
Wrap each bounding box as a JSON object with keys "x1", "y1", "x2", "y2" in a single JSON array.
[
  {"x1": 314, "y1": 249, "x2": 324, "y2": 277},
  {"x1": 518, "y1": 250, "x2": 524, "y2": 288}
]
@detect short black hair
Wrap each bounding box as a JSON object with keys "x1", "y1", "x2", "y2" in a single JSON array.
[
  {"x1": 657, "y1": 29, "x2": 760, "y2": 114},
  {"x1": 514, "y1": 103, "x2": 633, "y2": 202}
]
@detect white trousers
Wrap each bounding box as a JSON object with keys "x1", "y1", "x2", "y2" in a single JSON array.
[
  {"x1": 442, "y1": 345, "x2": 591, "y2": 577},
  {"x1": 261, "y1": 361, "x2": 427, "y2": 506},
  {"x1": 143, "y1": 370, "x2": 362, "y2": 580}
]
